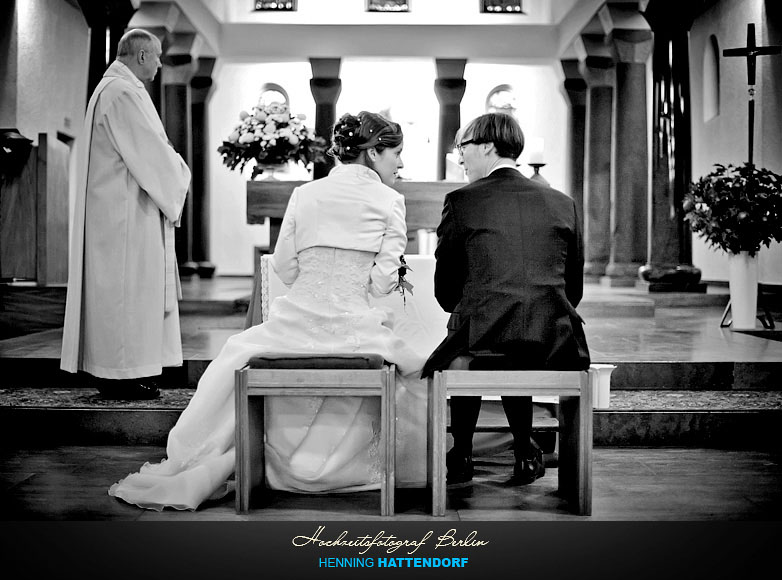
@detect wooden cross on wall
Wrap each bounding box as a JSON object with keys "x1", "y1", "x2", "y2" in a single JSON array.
[{"x1": 722, "y1": 23, "x2": 781, "y2": 167}]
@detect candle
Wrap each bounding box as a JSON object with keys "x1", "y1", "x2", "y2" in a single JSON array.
[{"x1": 528, "y1": 137, "x2": 544, "y2": 164}]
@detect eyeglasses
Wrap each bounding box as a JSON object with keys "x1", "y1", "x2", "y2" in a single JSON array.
[{"x1": 456, "y1": 139, "x2": 479, "y2": 154}]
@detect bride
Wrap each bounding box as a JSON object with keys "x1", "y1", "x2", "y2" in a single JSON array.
[{"x1": 109, "y1": 111, "x2": 429, "y2": 511}]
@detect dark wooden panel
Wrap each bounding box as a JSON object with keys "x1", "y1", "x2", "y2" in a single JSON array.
[
  {"x1": 0, "y1": 146, "x2": 38, "y2": 280},
  {"x1": 36, "y1": 133, "x2": 71, "y2": 285}
]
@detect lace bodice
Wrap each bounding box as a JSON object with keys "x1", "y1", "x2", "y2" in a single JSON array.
[{"x1": 285, "y1": 246, "x2": 378, "y2": 309}]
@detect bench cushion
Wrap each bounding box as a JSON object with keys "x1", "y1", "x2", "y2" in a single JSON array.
[{"x1": 247, "y1": 352, "x2": 385, "y2": 370}]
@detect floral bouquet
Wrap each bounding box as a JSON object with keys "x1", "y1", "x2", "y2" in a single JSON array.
[
  {"x1": 217, "y1": 101, "x2": 327, "y2": 179},
  {"x1": 683, "y1": 163, "x2": 782, "y2": 257}
]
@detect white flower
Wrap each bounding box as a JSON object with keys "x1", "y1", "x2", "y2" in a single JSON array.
[
  {"x1": 239, "y1": 110, "x2": 250, "y2": 120},
  {"x1": 238, "y1": 133, "x2": 255, "y2": 144},
  {"x1": 297, "y1": 113, "x2": 306, "y2": 120},
  {"x1": 262, "y1": 123, "x2": 276, "y2": 134},
  {"x1": 228, "y1": 131, "x2": 240, "y2": 143},
  {"x1": 288, "y1": 135, "x2": 300, "y2": 145}
]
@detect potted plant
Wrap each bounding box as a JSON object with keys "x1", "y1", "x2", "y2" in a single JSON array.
[{"x1": 683, "y1": 162, "x2": 782, "y2": 329}]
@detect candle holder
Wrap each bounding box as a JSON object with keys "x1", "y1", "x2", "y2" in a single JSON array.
[{"x1": 528, "y1": 162, "x2": 550, "y2": 186}]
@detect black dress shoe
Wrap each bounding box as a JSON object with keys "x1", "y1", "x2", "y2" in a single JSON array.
[
  {"x1": 96, "y1": 378, "x2": 160, "y2": 400},
  {"x1": 446, "y1": 449, "x2": 474, "y2": 485},
  {"x1": 508, "y1": 449, "x2": 545, "y2": 486}
]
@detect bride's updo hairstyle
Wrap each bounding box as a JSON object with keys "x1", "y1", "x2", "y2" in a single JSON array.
[{"x1": 329, "y1": 111, "x2": 403, "y2": 163}]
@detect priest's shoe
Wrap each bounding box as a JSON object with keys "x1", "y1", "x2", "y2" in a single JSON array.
[{"x1": 96, "y1": 378, "x2": 161, "y2": 400}]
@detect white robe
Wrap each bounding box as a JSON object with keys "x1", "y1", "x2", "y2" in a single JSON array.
[{"x1": 61, "y1": 61, "x2": 191, "y2": 379}]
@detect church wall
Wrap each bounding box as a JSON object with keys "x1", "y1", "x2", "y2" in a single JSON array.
[
  {"x1": 15, "y1": 0, "x2": 88, "y2": 145},
  {"x1": 689, "y1": 0, "x2": 782, "y2": 284}
]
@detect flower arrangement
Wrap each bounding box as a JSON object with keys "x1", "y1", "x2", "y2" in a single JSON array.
[
  {"x1": 217, "y1": 101, "x2": 327, "y2": 179},
  {"x1": 683, "y1": 163, "x2": 782, "y2": 257}
]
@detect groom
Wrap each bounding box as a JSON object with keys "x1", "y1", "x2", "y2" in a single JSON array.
[{"x1": 422, "y1": 113, "x2": 590, "y2": 486}]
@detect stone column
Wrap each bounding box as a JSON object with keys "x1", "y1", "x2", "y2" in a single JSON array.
[
  {"x1": 162, "y1": 53, "x2": 196, "y2": 276},
  {"x1": 434, "y1": 59, "x2": 467, "y2": 181},
  {"x1": 638, "y1": 1, "x2": 703, "y2": 290},
  {"x1": 579, "y1": 39, "x2": 615, "y2": 280},
  {"x1": 77, "y1": 0, "x2": 136, "y2": 99},
  {"x1": 190, "y1": 56, "x2": 216, "y2": 278},
  {"x1": 309, "y1": 58, "x2": 342, "y2": 180},
  {"x1": 560, "y1": 59, "x2": 587, "y2": 232},
  {"x1": 126, "y1": 1, "x2": 177, "y2": 113},
  {"x1": 602, "y1": 29, "x2": 653, "y2": 287}
]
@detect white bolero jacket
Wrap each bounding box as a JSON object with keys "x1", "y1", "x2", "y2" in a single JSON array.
[{"x1": 270, "y1": 164, "x2": 407, "y2": 297}]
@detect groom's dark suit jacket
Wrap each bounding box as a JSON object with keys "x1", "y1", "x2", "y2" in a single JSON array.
[{"x1": 421, "y1": 167, "x2": 590, "y2": 377}]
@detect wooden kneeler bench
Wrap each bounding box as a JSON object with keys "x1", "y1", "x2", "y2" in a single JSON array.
[
  {"x1": 427, "y1": 361, "x2": 604, "y2": 516},
  {"x1": 235, "y1": 353, "x2": 397, "y2": 516}
]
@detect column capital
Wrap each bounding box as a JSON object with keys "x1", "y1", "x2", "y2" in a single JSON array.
[
  {"x1": 77, "y1": 0, "x2": 136, "y2": 28},
  {"x1": 560, "y1": 59, "x2": 587, "y2": 107},
  {"x1": 433, "y1": 78, "x2": 467, "y2": 106},
  {"x1": 162, "y1": 62, "x2": 197, "y2": 85},
  {"x1": 163, "y1": 32, "x2": 201, "y2": 67},
  {"x1": 641, "y1": 0, "x2": 701, "y2": 33},
  {"x1": 611, "y1": 29, "x2": 653, "y2": 63},
  {"x1": 190, "y1": 57, "x2": 215, "y2": 103},
  {"x1": 309, "y1": 58, "x2": 341, "y2": 79},
  {"x1": 579, "y1": 60, "x2": 616, "y2": 88},
  {"x1": 310, "y1": 78, "x2": 342, "y2": 106},
  {"x1": 435, "y1": 58, "x2": 467, "y2": 79}
]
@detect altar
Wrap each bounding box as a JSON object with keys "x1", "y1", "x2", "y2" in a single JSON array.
[{"x1": 246, "y1": 179, "x2": 458, "y2": 252}]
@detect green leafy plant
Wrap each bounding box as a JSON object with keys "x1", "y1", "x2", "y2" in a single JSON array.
[{"x1": 683, "y1": 163, "x2": 782, "y2": 257}]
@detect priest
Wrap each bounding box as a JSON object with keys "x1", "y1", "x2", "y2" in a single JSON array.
[{"x1": 61, "y1": 29, "x2": 191, "y2": 399}]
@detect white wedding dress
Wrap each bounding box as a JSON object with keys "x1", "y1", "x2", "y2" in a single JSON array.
[{"x1": 108, "y1": 246, "x2": 428, "y2": 511}]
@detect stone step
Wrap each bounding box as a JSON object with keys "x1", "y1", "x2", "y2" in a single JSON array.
[
  {"x1": 1, "y1": 388, "x2": 779, "y2": 450},
  {"x1": 2, "y1": 356, "x2": 780, "y2": 390}
]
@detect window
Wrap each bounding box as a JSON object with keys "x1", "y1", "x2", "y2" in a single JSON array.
[
  {"x1": 703, "y1": 34, "x2": 720, "y2": 122},
  {"x1": 258, "y1": 83, "x2": 289, "y2": 108},
  {"x1": 367, "y1": 1, "x2": 410, "y2": 12},
  {"x1": 254, "y1": 1, "x2": 296, "y2": 11},
  {"x1": 481, "y1": 1, "x2": 524, "y2": 14},
  {"x1": 485, "y1": 84, "x2": 517, "y2": 115}
]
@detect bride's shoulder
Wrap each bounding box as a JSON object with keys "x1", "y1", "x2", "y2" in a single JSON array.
[{"x1": 373, "y1": 181, "x2": 404, "y2": 202}]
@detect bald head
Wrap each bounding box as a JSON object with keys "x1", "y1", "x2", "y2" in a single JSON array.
[{"x1": 116, "y1": 29, "x2": 162, "y2": 82}]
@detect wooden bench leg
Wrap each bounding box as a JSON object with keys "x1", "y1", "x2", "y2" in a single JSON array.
[
  {"x1": 381, "y1": 366, "x2": 396, "y2": 516},
  {"x1": 558, "y1": 376, "x2": 594, "y2": 516},
  {"x1": 558, "y1": 395, "x2": 577, "y2": 510},
  {"x1": 427, "y1": 373, "x2": 447, "y2": 516},
  {"x1": 235, "y1": 372, "x2": 265, "y2": 514}
]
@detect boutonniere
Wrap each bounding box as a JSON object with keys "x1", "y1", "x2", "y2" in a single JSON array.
[{"x1": 395, "y1": 254, "x2": 414, "y2": 307}]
